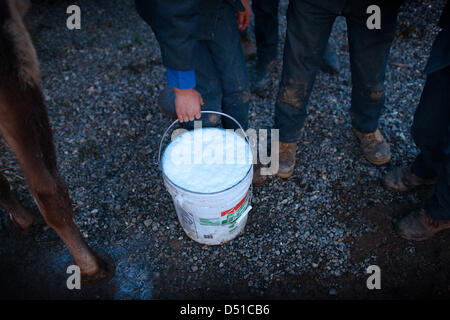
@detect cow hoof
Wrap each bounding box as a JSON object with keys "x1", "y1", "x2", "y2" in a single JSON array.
[{"x1": 82, "y1": 250, "x2": 116, "y2": 283}]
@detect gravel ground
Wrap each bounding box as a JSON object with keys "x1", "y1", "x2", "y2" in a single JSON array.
[{"x1": 0, "y1": 0, "x2": 449, "y2": 299}]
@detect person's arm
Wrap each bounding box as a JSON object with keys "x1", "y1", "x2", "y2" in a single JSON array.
[
  {"x1": 166, "y1": 68, "x2": 202, "y2": 123},
  {"x1": 135, "y1": 0, "x2": 203, "y2": 122},
  {"x1": 236, "y1": 0, "x2": 251, "y2": 31}
]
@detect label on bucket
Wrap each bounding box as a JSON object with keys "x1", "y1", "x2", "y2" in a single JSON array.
[{"x1": 199, "y1": 189, "x2": 251, "y2": 234}]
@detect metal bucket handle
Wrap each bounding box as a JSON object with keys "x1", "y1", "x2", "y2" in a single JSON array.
[{"x1": 157, "y1": 110, "x2": 250, "y2": 171}]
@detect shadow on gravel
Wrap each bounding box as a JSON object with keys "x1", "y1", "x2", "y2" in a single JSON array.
[
  {"x1": 0, "y1": 215, "x2": 153, "y2": 300},
  {"x1": 340, "y1": 190, "x2": 450, "y2": 299},
  {"x1": 152, "y1": 186, "x2": 450, "y2": 299}
]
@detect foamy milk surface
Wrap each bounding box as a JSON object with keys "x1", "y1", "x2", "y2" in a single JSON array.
[{"x1": 162, "y1": 128, "x2": 252, "y2": 193}]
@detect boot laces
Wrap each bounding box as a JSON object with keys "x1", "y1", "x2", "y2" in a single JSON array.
[
  {"x1": 280, "y1": 144, "x2": 289, "y2": 153},
  {"x1": 280, "y1": 143, "x2": 293, "y2": 153},
  {"x1": 366, "y1": 132, "x2": 378, "y2": 143}
]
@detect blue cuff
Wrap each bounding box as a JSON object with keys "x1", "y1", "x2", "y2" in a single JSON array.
[{"x1": 166, "y1": 68, "x2": 196, "y2": 89}]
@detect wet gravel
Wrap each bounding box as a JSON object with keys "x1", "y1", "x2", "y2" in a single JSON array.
[{"x1": 0, "y1": 0, "x2": 449, "y2": 299}]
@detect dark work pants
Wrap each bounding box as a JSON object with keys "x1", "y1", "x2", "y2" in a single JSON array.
[
  {"x1": 411, "y1": 66, "x2": 450, "y2": 221},
  {"x1": 275, "y1": 0, "x2": 401, "y2": 142},
  {"x1": 244, "y1": 0, "x2": 337, "y2": 66},
  {"x1": 252, "y1": 0, "x2": 280, "y2": 64},
  {"x1": 186, "y1": 3, "x2": 250, "y2": 130}
]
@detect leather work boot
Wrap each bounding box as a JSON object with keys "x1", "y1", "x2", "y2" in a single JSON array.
[
  {"x1": 276, "y1": 142, "x2": 297, "y2": 179},
  {"x1": 252, "y1": 162, "x2": 268, "y2": 187},
  {"x1": 396, "y1": 209, "x2": 450, "y2": 241},
  {"x1": 240, "y1": 32, "x2": 256, "y2": 61},
  {"x1": 157, "y1": 86, "x2": 177, "y2": 119},
  {"x1": 353, "y1": 129, "x2": 391, "y2": 165},
  {"x1": 385, "y1": 166, "x2": 437, "y2": 192}
]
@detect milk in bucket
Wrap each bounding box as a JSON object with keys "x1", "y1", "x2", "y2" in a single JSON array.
[{"x1": 161, "y1": 126, "x2": 253, "y2": 245}]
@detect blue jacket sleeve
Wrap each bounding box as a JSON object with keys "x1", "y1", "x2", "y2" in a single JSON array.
[{"x1": 166, "y1": 68, "x2": 196, "y2": 89}]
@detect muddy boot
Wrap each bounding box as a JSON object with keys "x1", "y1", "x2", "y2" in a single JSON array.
[
  {"x1": 396, "y1": 209, "x2": 450, "y2": 241},
  {"x1": 249, "y1": 60, "x2": 275, "y2": 95},
  {"x1": 385, "y1": 166, "x2": 437, "y2": 192},
  {"x1": 276, "y1": 142, "x2": 297, "y2": 179},
  {"x1": 353, "y1": 129, "x2": 391, "y2": 165},
  {"x1": 240, "y1": 32, "x2": 256, "y2": 61},
  {"x1": 157, "y1": 86, "x2": 177, "y2": 119},
  {"x1": 252, "y1": 163, "x2": 268, "y2": 187}
]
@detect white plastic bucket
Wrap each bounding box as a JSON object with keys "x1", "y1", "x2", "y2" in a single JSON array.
[{"x1": 159, "y1": 111, "x2": 253, "y2": 245}]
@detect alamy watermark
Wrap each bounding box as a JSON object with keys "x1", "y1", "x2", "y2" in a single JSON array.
[
  {"x1": 168, "y1": 121, "x2": 280, "y2": 176},
  {"x1": 66, "y1": 5, "x2": 81, "y2": 30},
  {"x1": 367, "y1": 5, "x2": 381, "y2": 30},
  {"x1": 65, "y1": 4, "x2": 381, "y2": 31},
  {"x1": 66, "y1": 264, "x2": 81, "y2": 290},
  {"x1": 366, "y1": 265, "x2": 381, "y2": 290}
]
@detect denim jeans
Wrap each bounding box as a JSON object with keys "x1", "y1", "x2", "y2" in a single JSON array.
[
  {"x1": 243, "y1": 0, "x2": 338, "y2": 68},
  {"x1": 274, "y1": 0, "x2": 401, "y2": 142},
  {"x1": 411, "y1": 66, "x2": 450, "y2": 221},
  {"x1": 184, "y1": 2, "x2": 250, "y2": 131},
  {"x1": 252, "y1": 0, "x2": 280, "y2": 64}
]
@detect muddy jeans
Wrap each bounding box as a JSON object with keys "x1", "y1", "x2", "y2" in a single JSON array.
[
  {"x1": 274, "y1": 0, "x2": 401, "y2": 142},
  {"x1": 411, "y1": 66, "x2": 450, "y2": 221},
  {"x1": 185, "y1": 2, "x2": 250, "y2": 131}
]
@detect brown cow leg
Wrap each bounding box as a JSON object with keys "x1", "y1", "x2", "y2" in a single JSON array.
[
  {"x1": 0, "y1": 172, "x2": 38, "y2": 232},
  {"x1": 0, "y1": 87, "x2": 115, "y2": 282}
]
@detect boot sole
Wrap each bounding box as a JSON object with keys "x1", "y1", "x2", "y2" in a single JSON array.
[
  {"x1": 385, "y1": 178, "x2": 437, "y2": 193},
  {"x1": 398, "y1": 231, "x2": 430, "y2": 241},
  {"x1": 385, "y1": 184, "x2": 412, "y2": 193},
  {"x1": 276, "y1": 168, "x2": 294, "y2": 179},
  {"x1": 384, "y1": 180, "x2": 436, "y2": 192},
  {"x1": 396, "y1": 221, "x2": 450, "y2": 241},
  {"x1": 396, "y1": 226, "x2": 438, "y2": 242},
  {"x1": 365, "y1": 156, "x2": 391, "y2": 166}
]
